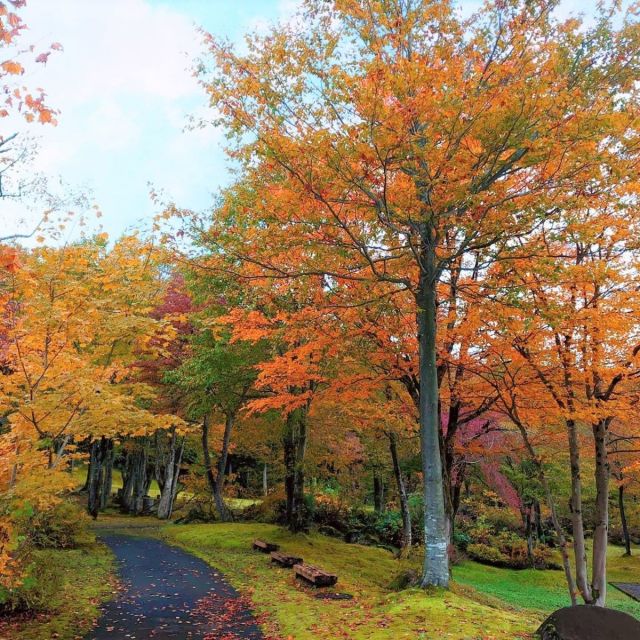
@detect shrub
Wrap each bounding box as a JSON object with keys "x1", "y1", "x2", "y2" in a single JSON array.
[
  {"x1": 467, "y1": 533, "x2": 560, "y2": 570},
  {"x1": 0, "y1": 550, "x2": 65, "y2": 613},
  {"x1": 467, "y1": 543, "x2": 507, "y2": 566},
  {"x1": 14, "y1": 501, "x2": 90, "y2": 550},
  {"x1": 482, "y1": 506, "x2": 523, "y2": 533},
  {"x1": 452, "y1": 529, "x2": 471, "y2": 551},
  {"x1": 242, "y1": 490, "x2": 287, "y2": 524}
]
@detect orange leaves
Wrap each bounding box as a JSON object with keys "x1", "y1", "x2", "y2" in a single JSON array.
[
  {"x1": 0, "y1": 3, "x2": 60, "y2": 126},
  {"x1": 1, "y1": 60, "x2": 22, "y2": 75},
  {"x1": 0, "y1": 246, "x2": 20, "y2": 273}
]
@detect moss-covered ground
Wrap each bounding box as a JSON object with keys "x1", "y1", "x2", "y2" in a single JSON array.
[
  {"x1": 14, "y1": 507, "x2": 637, "y2": 640},
  {"x1": 155, "y1": 521, "x2": 640, "y2": 640},
  {"x1": 160, "y1": 522, "x2": 537, "y2": 639},
  {"x1": 0, "y1": 541, "x2": 115, "y2": 640}
]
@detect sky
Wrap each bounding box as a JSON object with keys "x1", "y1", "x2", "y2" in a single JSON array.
[
  {"x1": 2, "y1": 0, "x2": 600, "y2": 242},
  {"x1": 2, "y1": 0, "x2": 298, "y2": 241}
]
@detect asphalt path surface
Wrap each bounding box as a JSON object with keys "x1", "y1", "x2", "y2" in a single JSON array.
[{"x1": 86, "y1": 535, "x2": 264, "y2": 640}]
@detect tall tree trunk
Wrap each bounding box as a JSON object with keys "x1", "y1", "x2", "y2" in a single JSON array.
[
  {"x1": 263, "y1": 462, "x2": 268, "y2": 496},
  {"x1": 512, "y1": 413, "x2": 578, "y2": 605},
  {"x1": 283, "y1": 418, "x2": 296, "y2": 527},
  {"x1": 202, "y1": 415, "x2": 217, "y2": 508},
  {"x1": 167, "y1": 438, "x2": 184, "y2": 520},
  {"x1": 293, "y1": 406, "x2": 308, "y2": 531},
  {"x1": 99, "y1": 439, "x2": 113, "y2": 509},
  {"x1": 591, "y1": 418, "x2": 610, "y2": 606},
  {"x1": 389, "y1": 431, "x2": 412, "y2": 557},
  {"x1": 441, "y1": 402, "x2": 460, "y2": 545},
  {"x1": 87, "y1": 440, "x2": 103, "y2": 519},
  {"x1": 87, "y1": 438, "x2": 112, "y2": 519},
  {"x1": 283, "y1": 405, "x2": 308, "y2": 532},
  {"x1": 202, "y1": 414, "x2": 234, "y2": 522},
  {"x1": 213, "y1": 413, "x2": 234, "y2": 522},
  {"x1": 157, "y1": 427, "x2": 178, "y2": 520},
  {"x1": 120, "y1": 439, "x2": 150, "y2": 515},
  {"x1": 619, "y1": 484, "x2": 632, "y2": 557},
  {"x1": 417, "y1": 254, "x2": 449, "y2": 588},
  {"x1": 523, "y1": 504, "x2": 535, "y2": 568},
  {"x1": 566, "y1": 418, "x2": 592, "y2": 603}
]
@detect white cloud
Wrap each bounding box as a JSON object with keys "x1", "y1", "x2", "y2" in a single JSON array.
[{"x1": 2, "y1": 0, "x2": 216, "y2": 239}]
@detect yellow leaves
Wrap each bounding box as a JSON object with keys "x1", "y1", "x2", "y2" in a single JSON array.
[{"x1": 465, "y1": 137, "x2": 483, "y2": 156}]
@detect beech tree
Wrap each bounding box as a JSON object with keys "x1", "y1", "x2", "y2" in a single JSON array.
[
  {"x1": 482, "y1": 184, "x2": 640, "y2": 605},
  {"x1": 195, "y1": 0, "x2": 640, "y2": 586}
]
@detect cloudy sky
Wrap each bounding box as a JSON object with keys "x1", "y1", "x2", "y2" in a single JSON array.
[
  {"x1": 3, "y1": 0, "x2": 297, "y2": 240},
  {"x1": 3, "y1": 0, "x2": 599, "y2": 241}
]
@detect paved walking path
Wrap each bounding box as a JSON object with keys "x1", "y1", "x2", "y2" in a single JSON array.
[{"x1": 87, "y1": 534, "x2": 264, "y2": 640}]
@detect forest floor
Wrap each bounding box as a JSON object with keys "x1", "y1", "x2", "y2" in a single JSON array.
[
  {"x1": 155, "y1": 521, "x2": 640, "y2": 640},
  {"x1": 0, "y1": 541, "x2": 115, "y2": 640},
  {"x1": 7, "y1": 513, "x2": 640, "y2": 640}
]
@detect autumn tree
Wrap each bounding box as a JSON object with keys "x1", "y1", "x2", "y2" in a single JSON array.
[
  {"x1": 0, "y1": 236, "x2": 180, "y2": 523},
  {"x1": 481, "y1": 179, "x2": 640, "y2": 605},
  {"x1": 192, "y1": 0, "x2": 640, "y2": 586}
]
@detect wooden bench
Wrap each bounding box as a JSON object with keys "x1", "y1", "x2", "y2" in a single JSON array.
[
  {"x1": 270, "y1": 551, "x2": 303, "y2": 568},
  {"x1": 252, "y1": 539, "x2": 280, "y2": 553},
  {"x1": 294, "y1": 563, "x2": 338, "y2": 587}
]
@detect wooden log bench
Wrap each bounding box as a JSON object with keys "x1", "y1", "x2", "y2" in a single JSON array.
[
  {"x1": 252, "y1": 539, "x2": 280, "y2": 553},
  {"x1": 294, "y1": 563, "x2": 338, "y2": 587},
  {"x1": 270, "y1": 551, "x2": 303, "y2": 568}
]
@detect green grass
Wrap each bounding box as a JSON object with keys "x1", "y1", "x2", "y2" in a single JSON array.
[
  {"x1": 0, "y1": 541, "x2": 115, "y2": 640},
  {"x1": 453, "y1": 544, "x2": 640, "y2": 619},
  {"x1": 159, "y1": 522, "x2": 537, "y2": 639},
  {"x1": 70, "y1": 465, "x2": 161, "y2": 496}
]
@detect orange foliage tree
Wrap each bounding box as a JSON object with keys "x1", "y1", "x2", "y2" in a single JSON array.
[{"x1": 192, "y1": 0, "x2": 640, "y2": 587}]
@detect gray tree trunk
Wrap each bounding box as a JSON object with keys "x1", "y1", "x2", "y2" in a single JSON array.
[
  {"x1": 389, "y1": 431, "x2": 412, "y2": 557},
  {"x1": 87, "y1": 438, "x2": 112, "y2": 518},
  {"x1": 99, "y1": 439, "x2": 113, "y2": 510},
  {"x1": 566, "y1": 418, "x2": 592, "y2": 603},
  {"x1": 213, "y1": 413, "x2": 234, "y2": 521},
  {"x1": 283, "y1": 405, "x2": 308, "y2": 532},
  {"x1": 591, "y1": 418, "x2": 610, "y2": 606},
  {"x1": 417, "y1": 250, "x2": 449, "y2": 588},
  {"x1": 262, "y1": 462, "x2": 268, "y2": 496},
  {"x1": 202, "y1": 414, "x2": 234, "y2": 522},
  {"x1": 120, "y1": 440, "x2": 151, "y2": 515},
  {"x1": 157, "y1": 427, "x2": 178, "y2": 520},
  {"x1": 167, "y1": 439, "x2": 184, "y2": 520},
  {"x1": 619, "y1": 484, "x2": 632, "y2": 557},
  {"x1": 512, "y1": 414, "x2": 577, "y2": 605}
]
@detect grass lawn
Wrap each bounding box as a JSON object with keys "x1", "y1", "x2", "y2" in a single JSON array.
[
  {"x1": 453, "y1": 544, "x2": 640, "y2": 619},
  {"x1": 0, "y1": 541, "x2": 115, "y2": 640}
]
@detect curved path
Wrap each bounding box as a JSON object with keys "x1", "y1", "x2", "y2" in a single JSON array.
[{"x1": 87, "y1": 534, "x2": 264, "y2": 640}]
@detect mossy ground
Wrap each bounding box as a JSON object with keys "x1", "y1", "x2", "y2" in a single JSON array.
[
  {"x1": 156, "y1": 521, "x2": 640, "y2": 640},
  {"x1": 0, "y1": 541, "x2": 115, "y2": 640},
  {"x1": 159, "y1": 522, "x2": 538, "y2": 640},
  {"x1": 17, "y1": 501, "x2": 638, "y2": 640}
]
